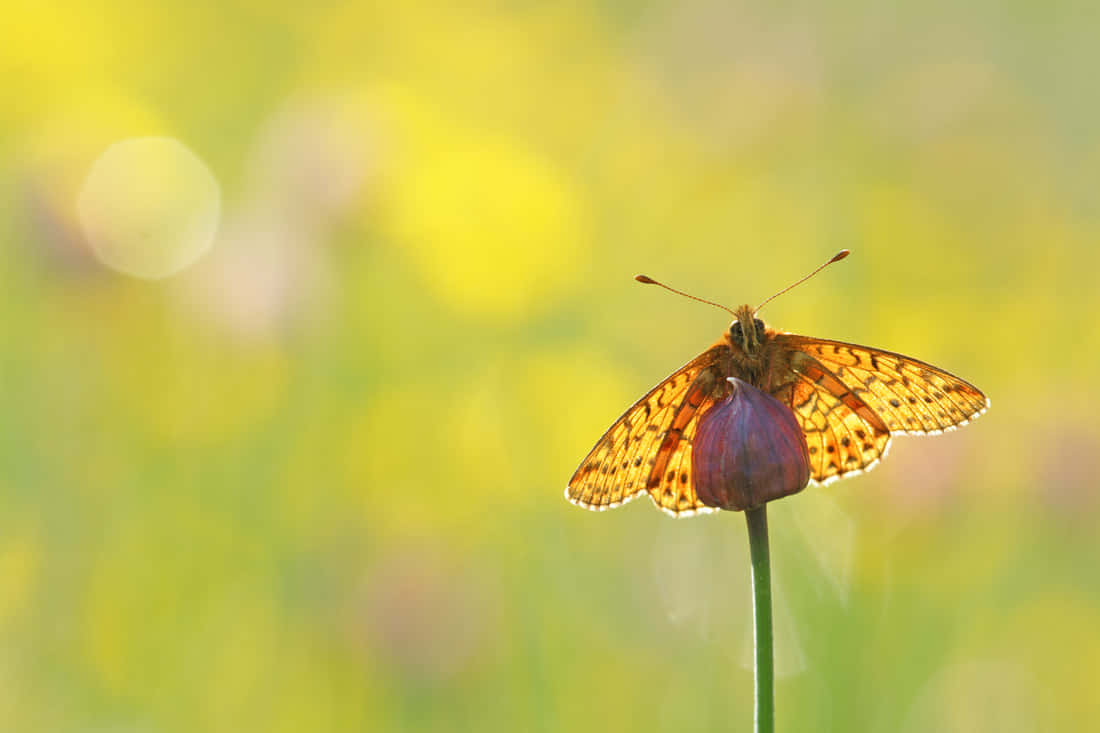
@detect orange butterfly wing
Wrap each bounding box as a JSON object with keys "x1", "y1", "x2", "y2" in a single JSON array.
[
  {"x1": 774, "y1": 334, "x2": 990, "y2": 484},
  {"x1": 566, "y1": 345, "x2": 727, "y2": 516}
]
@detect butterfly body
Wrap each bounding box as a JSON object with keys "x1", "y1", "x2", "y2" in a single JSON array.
[
  {"x1": 717, "y1": 304, "x2": 800, "y2": 394},
  {"x1": 567, "y1": 301, "x2": 989, "y2": 517}
]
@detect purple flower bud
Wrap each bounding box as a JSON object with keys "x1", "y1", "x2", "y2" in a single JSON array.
[{"x1": 694, "y1": 377, "x2": 810, "y2": 511}]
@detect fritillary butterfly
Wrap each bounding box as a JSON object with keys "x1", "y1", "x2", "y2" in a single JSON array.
[{"x1": 566, "y1": 251, "x2": 989, "y2": 516}]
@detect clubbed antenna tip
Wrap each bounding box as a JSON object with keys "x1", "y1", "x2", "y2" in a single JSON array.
[
  {"x1": 754, "y1": 250, "x2": 851, "y2": 315},
  {"x1": 634, "y1": 274, "x2": 736, "y2": 317}
]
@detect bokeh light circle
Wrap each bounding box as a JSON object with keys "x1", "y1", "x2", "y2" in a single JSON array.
[{"x1": 76, "y1": 136, "x2": 221, "y2": 279}]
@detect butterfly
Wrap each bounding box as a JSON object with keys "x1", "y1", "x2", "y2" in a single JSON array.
[{"x1": 565, "y1": 251, "x2": 989, "y2": 516}]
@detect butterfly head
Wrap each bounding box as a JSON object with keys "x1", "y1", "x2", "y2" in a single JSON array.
[{"x1": 730, "y1": 305, "x2": 767, "y2": 355}]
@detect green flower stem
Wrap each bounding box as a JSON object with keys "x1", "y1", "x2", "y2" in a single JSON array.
[{"x1": 745, "y1": 505, "x2": 774, "y2": 733}]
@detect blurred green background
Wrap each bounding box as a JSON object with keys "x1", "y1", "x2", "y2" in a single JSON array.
[{"x1": 2, "y1": 1, "x2": 1099, "y2": 731}]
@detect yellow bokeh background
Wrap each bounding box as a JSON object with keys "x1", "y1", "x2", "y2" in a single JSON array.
[{"x1": 2, "y1": 1, "x2": 1099, "y2": 731}]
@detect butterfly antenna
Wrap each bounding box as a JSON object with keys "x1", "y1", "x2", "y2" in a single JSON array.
[
  {"x1": 635, "y1": 275, "x2": 737, "y2": 317},
  {"x1": 753, "y1": 249, "x2": 850, "y2": 315}
]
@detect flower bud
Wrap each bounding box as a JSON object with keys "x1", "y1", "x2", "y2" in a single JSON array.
[{"x1": 694, "y1": 377, "x2": 810, "y2": 511}]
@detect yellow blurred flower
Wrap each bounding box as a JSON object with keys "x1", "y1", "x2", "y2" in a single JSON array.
[{"x1": 381, "y1": 120, "x2": 589, "y2": 319}]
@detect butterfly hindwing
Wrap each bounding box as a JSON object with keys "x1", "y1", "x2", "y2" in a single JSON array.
[
  {"x1": 644, "y1": 369, "x2": 721, "y2": 516},
  {"x1": 784, "y1": 353, "x2": 892, "y2": 484},
  {"x1": 566, "y1": 346, "x2": 726, "y2": 515}
]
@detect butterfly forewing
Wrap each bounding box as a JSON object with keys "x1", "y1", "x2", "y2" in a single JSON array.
[
  {"x1": 566, "y1": 346, "x2": 726, "y2": 515},
  {"x1": 777, "y1": 336, "x2": 990, "y2": 435}
]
